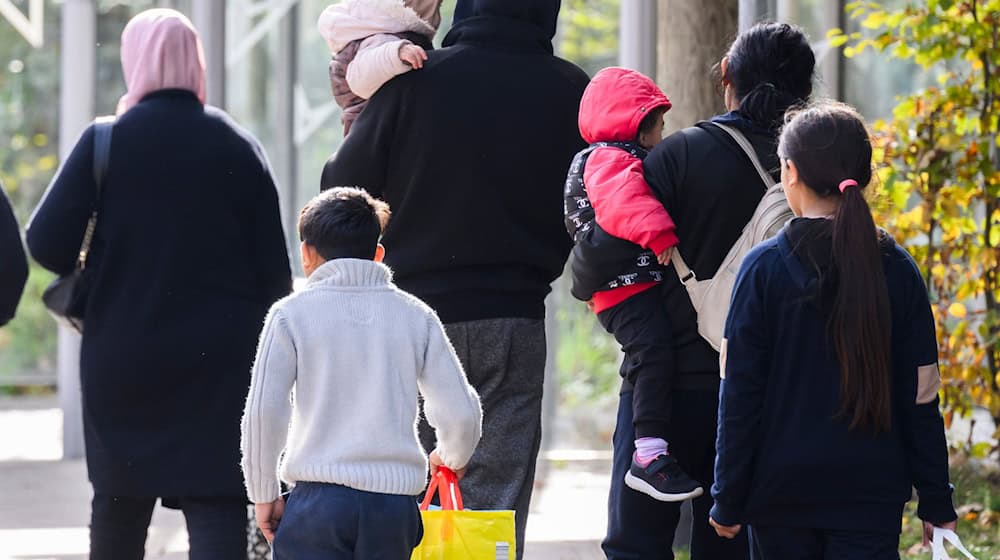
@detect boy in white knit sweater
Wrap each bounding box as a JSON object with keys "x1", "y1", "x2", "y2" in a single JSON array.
[{"x1": 241, "y1": 187, "x2": 482, "y2": 558}]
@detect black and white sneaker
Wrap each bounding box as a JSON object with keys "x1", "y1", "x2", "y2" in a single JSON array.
[{"x1": 624, "y1": 453, "x2": 704, "y2": 502}]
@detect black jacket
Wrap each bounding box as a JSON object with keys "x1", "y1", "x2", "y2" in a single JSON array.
[
  {"x1": 643, "y1": 112, "x2": 781, "y2": 390},
  {"x1": 0, "y1": 185, "x2": 28, "y2": 326},
  {"x1": 322, "y1": 0, "x2": 589, "y2": 323},
  {"x1": 28, "y1": 90, "x2": 291, "y2": 498},
  {"x1": 564, "y1": 142, "x2": 665, "y2": 301},
  {"x1": 712, "y1": 220, "x2": 956, "y2": 532}
]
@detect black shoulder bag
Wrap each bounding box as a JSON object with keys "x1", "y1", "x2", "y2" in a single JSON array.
[{"x1": 42, "y1": 117, "x2": 114, "y2": 333}]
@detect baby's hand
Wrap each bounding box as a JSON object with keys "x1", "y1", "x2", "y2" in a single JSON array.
[
  {"x1": 657, "y1": 247, "x2": 674, "y2": 266},
  {"x1": 399, "y1": 44, "x2": 428, "y2": 69}
]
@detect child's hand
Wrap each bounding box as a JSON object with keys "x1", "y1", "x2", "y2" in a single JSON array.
[
  {"x1": 399, "y1": 44, "x2": 428, "y2": 69},
  {"x1": 708, "y1": 516, "x2": 742, "y2": 539},
  {"x1": 922, "y1": 519, "x2": 958, "y2": 547},
  {"x1": 430, "y1": 449, "x2": 467, "y2": 480},
  {"x1": 657, "y1": 247, "x2": 674, "y2": 266},
  {"x1": 255, "y1": 497, "x2": 286, "y2": 543}
]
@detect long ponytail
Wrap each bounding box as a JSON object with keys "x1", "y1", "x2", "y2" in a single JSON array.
[{"x1": 780, "y1": 102, "x2": 893, "y2": 433}]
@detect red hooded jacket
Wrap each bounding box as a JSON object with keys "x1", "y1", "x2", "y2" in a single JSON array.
[{"x1": 579, "y1": 67, "x2": 677, "y2": 312}]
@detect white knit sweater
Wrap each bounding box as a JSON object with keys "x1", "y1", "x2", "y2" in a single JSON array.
[{"x1": 241, "y1": 259, "x2": 482, "y2": 503}]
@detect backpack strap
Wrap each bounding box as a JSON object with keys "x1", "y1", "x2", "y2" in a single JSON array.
[
  {"x1": 709, "y1": 122, "x2": 774, "y2": 191},
  {"x1": 670, "y1": 122, "x2": 776, "y2": 284}
]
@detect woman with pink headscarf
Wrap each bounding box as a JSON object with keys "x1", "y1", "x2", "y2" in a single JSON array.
[{"x1": 28, "y1": 10, "x2": 291, "y2": 558}]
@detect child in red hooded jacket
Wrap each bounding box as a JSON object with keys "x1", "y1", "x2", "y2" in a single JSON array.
[{"x1": 564, "y1": 67, "x2": 702, "y2": 502}]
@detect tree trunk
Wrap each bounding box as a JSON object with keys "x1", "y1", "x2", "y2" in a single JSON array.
[{"x1": 657, "y1": 0, "x2": 739, "y2": 134}]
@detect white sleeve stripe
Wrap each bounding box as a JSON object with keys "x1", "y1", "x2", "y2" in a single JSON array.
[{"x1": 719, "y1": 338, "x2": 728, "y2": 380}]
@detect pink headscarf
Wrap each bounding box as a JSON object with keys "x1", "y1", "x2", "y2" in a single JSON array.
[{"x1": 117, "y1": 9, "x2": 207, "y2": 115}]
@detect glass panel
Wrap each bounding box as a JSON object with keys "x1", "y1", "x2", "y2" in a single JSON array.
[{"x1": 0, "y1": 0, "x2": 62, "y2": 382}]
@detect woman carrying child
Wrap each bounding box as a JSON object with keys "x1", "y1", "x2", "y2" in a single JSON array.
[{"x1": 604, "y1": 22, "x2": 816, "y2": 559}]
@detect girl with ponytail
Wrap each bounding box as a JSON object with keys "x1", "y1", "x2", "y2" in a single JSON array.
[{"x1": 709, "y1": 101, "x2": 958, "y2": 558}]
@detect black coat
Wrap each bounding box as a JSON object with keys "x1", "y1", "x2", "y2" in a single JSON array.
[
  {"x1": 642, "y1": 113, "x2": 782, "y2": 391},
  {"x1": 321, "y1": 0, "x2": 588, "y2": 324},
  {"x1": 0, "y1": 184, "x2": 28, "y2": 326},
  {"x1": 28, "y1": 90, "x2": 292, "y2": 498}
]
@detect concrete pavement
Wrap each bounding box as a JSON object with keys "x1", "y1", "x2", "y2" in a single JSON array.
[{"x1": 0, "y1": 397, "x2": 608, "y2": 559}]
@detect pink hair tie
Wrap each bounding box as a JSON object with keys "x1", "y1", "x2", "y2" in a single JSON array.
[{"x1": 838, "y1": 179, "x2": 859, "y2": 193}]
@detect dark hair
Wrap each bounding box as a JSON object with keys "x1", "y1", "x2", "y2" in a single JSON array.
[
  {"x1": 778, "y1": 101, "x2": 892, "y2": 433},
  {"x1": 637, "y1": 106, "x2": 668, "y2": 138},
  {"x1": 298, "y1": 187, "x2": 391, "y2": 261},
  {"x1": 725, "y1": 22, "x2": 815, "y2": 130}
]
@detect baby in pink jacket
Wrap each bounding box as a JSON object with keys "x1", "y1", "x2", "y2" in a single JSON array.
[{"x1": 318, "y1": 0, "x2": 442, "y2": 136}]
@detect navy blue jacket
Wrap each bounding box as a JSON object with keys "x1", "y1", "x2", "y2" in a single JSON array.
[
  {"x1": 711, "y1": 218, "x2": 956, "y2": 533},
  {"x1": 0, "y1": 184, "x2": 27, "y2": 326},
  {"x1": 28, "y1": 90, "x2": 291, "y2": 498}
]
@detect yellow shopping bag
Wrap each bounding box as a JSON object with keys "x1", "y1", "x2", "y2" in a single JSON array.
[{"x1": 411, "y1": 467, "x2": 516, "y2": 560}]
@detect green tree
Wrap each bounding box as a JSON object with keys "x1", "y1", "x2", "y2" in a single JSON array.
[
  {"x1": 830, "y1": 0, "x2": 1000, "y2": 448},
  {"x1": 558, "y1": 0, "x2": 618, "y2": 75}
]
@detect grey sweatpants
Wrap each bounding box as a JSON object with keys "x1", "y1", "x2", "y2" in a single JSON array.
[{"x1": 419, "y1": 317, "x2": 546, "y2": 560}]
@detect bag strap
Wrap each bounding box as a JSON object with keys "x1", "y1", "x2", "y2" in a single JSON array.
[
  {"x1": 419, "y1": 467, "x2": 463, "y2": 511},
  {"x1": 709, "y1": 122, "x2": 774, "y2": 191},
  {"x1": 932, "y1": 527, "x2": 977, "y2": 560},
  {"x1": 92, "y1": 116, "x2": 114, "y2": 198},
  {"x1": 77, "y1": 117, "x2": 114, "y2": 271},
  {"x1": 669, "y1": 122, "x2": 776, "y2": 284}
]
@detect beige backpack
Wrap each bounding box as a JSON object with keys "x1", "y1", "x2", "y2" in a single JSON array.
[{"x1": 670, "y1": 122, "x2": 794, "y2": 352}]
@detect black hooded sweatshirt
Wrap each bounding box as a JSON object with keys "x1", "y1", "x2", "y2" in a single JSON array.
[
  {"x1": 0, "y1": 185, "x2": 27, "y2": 326},
  {"x1": 322, "y1": 0, "x2": 589, "y2": 323}
]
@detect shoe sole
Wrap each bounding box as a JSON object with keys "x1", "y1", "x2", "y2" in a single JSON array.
[{"x1": 624, "y1": 471, "x2": 704, "y2": 502}]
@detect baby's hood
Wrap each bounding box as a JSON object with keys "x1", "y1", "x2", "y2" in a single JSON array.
[
  {"x1": 407, "y1": 0, "x2": 443, "y2": 31},
  {"x1": 318, "y1": 0, "x2": 437, "y2": 53},
  {"x1": 578, "y1": 67, "x2": 671, "y2": 144}
]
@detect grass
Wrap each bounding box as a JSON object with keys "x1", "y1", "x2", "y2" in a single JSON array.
[{"x1": 900, "y1": 460, "x2": 1000, "y2": 559}]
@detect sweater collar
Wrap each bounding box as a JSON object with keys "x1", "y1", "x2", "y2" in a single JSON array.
[{"x1": 307, "y1": 259, "x2": 393, "y2": 288}]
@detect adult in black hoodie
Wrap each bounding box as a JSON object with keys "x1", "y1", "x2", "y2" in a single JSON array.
[
  {"x1": 321, "y1": 1, "x2": 588, "y2": 556},
  {"x1": 0, "y1": 184, "x2": 28, "y2": 326},
  {"x1": 601, "y1": 23, "x2": 816, "y2": 560}
]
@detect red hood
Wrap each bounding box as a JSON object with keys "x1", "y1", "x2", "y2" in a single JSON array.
[{"x1": 578, "y1": 67, "x2": 671, "y2": 144}]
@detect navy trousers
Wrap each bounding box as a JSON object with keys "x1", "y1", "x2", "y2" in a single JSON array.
[
  {"x1": 272, "y1": 482, "x2": 423, "y2": 560},
  {"x1": 749, "y1": 526, "x2": 900, "y2": 559},
  {"x1": 603, "y1": 389, "x2": 750, "y2": 560},
  {"x1": 89, "y1": 494, "x2": 247, "y2": 560}
]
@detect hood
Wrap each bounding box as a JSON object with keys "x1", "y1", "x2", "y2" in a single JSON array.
[
  {"x1": 407, "y1": 0, "x2": 443, "y2": 30},
  {"x1": 318, "y1": 0, "x2": 437, "y2": 53},
  {"x1": 444, "y1": 0, "x2": 560, "y2": 52},
  {"x1": 578, "y1": 67, "x2": 671, "y2": 144},
  {"x1": 779, "y1": 217, "x2": 895, "y2": 299}
]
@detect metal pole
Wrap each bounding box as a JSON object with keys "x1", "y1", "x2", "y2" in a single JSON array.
[
  {"x1": 58, "y1": 0, "x2": 96, "y2": 461},
  {"x1": 191, "y1": 0, "x2": 226, "y2": 108},
  {"x1": 739, "y1": 0, "x2": 769, "y2": 31},
  {"x1": 275, "y1": 3, "x2": 298, "y2": 248},
  {"x1": 619, "y1": 0, "x2": 657, "y2": 77}
]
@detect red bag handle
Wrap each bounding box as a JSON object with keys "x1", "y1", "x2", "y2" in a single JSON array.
[{"x1": 419, "y1": 467, "x2": 463, "y2": 511}]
